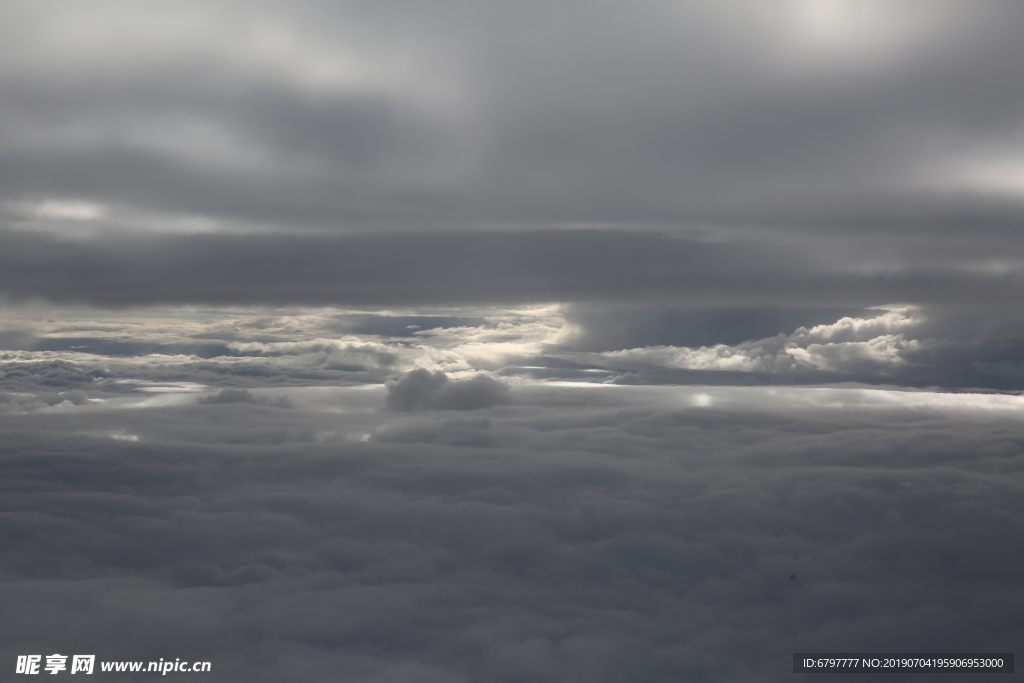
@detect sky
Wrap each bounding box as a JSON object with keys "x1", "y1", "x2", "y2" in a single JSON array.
[{"x1": 1, "y1": 1, "x2": 1023, "y2": 681}]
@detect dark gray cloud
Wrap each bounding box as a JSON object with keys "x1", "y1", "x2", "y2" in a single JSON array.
[
  {"x1": 0, "y1": 360, "x2": 111, "y2": 392},
  {"x1": 385, "y1": 369, "x2": 511, "y2": 411},
  {"x1": 198, "y1": 387, "x2": 294, "y2": 408},
  {"x1": 3, "y1": 1, "x2": 1024, "y2": 235},
  {"x1": 0, "y1": 385, "x2": 1021, "y2": 681},
  {"x1": 3, "y1": 228, "x2": 1024, "y2": 309},
  {"x1": 3, "y1": 0, "x2": 1024, "y2": 351}
]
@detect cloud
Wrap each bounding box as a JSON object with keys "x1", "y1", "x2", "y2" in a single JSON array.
[
  {"x1": 551, "y1": 304, "x2": 1024, "y2": 390},
  {"x1": 2, "y1": 3, "x2": 1023, "y2": 679},
  {"x1": 198, "y1": 388, "x2": 293, "y2": 408},
  {"x1": 0, "y1": 359, "x2": 111, "y2": 392},
  {"x1": 3, "y1": 228, "x2": 1024, "y2": 311},
  {"x1": 7, "y1": 302, "x2": 1024, "y2": 394},
  {"x1": 559, "y1": 305, "x2": 886, "y2": 352},
  {"x1": 566, "y1": 308, "x2": 925, "y2": 378},
  {"x1": 0, "y1": 383, "x2": 1021, "y2": 680},
  {"x1": 0, "y1": 306, "x2": 563, "y2": 401},
  {"x1": 385, "y1": 369, "x2": 511, "y2": 411},
  {"x1": 3, "y1": 1, "x2": 1024, "y2": 237}
]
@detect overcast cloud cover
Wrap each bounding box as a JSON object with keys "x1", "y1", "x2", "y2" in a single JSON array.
[{"x1": 2, "y1": 1, "x2": 1024, "y2": 680}]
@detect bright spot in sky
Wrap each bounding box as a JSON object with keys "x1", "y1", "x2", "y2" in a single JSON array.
[
  {"x1": 796, "y1": 0, "x2": 863, "y2": 43},
  {"x1": 787, "y1": 0, "x2": 934, "y2": 64},
  {"x1": 108, "y1": 431, "x2": 140, "y2": 442},
  {"x1": 691, "y1": 392, "x2": 713, "y2": 407},
  {"x1": 121, "y1": 381, "x2": 209, "y2": 393},
  {"x1": 33, "y1": 199, "x2": 108, "y2": 221}
]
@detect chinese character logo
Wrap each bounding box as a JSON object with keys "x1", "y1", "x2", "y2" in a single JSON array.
[
  {"x1": 71, "y1": 656, "x2": 95, "y2": 675},
  {"x1": 16, "y1": 655, "x2": 41, "y2": 675}
]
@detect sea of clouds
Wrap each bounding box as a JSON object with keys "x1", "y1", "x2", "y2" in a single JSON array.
[{"x1": 1, "y1": 311, "x2": 1021, "y2": 681}]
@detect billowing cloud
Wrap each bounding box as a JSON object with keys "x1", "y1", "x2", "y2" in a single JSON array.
[
  {"x1": 549, "y1": 304, "x2": 1024, "y2": 390},
  {"x1": 385, "y1": 369, "x2": 511, "y2": 411},
  {"x1": 6, "y1": 303, "x2": 1024, "y2": 394},
  {"x1": 583, "y1": 306, "x2": 923, "y2": 375}
]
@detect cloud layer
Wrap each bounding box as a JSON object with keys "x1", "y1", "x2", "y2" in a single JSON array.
[
  {"x1": 3, "y1": 4, "x2": 1024, "y2": 680},
  {"x1": 3, "y1": 229, "x2": 1024, "y2": 311},
  {"x1": 1, "y1": 383, "x2": 1021, "y2": 681},
  {"x1": 4, "y1": 1, "x2": 1024, "y2": 236},
  {"x1": 6, "y1": 303, "x2": 1024, "y2": 392}
]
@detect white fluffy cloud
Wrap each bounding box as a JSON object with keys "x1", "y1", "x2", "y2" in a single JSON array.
[{"x1": 580, "y1": 306, "x2": 926, "y2": 377}]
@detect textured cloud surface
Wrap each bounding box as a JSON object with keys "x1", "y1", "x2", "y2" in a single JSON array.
[
  {"x1": 5, "y1": 303, "x2": 1024, "y2": 392},
  {"x1": 1, "y1": 383, "x2": 1021, "y2": 681},
  {"x1": 385, "y1": 370, "x2": 511, "y2": 411}
]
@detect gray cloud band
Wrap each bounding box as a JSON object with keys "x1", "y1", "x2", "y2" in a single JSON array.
[
  {"x1": 3, "y1": 2, "x2": 1024, "y2": 234},
  {"x1": 0, "y1": 229, "x2": 1021, "y2": 308}
]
